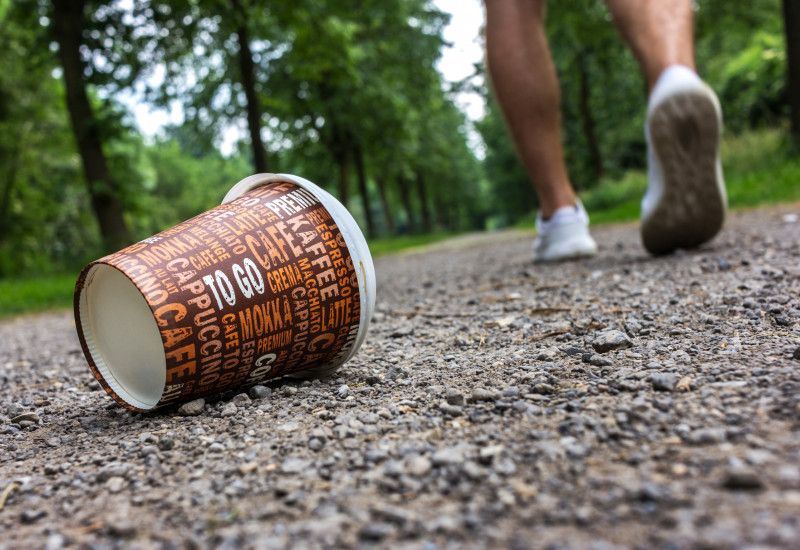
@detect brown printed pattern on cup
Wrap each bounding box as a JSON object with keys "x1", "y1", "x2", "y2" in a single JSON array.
[{"x1": 77, "y1": 181, "x2": 361, "y2": 411}]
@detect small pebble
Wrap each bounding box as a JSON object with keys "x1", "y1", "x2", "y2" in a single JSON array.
[
  {"x1": 360, "y1": 522, "x2": 393, "y2": 541},
  {"x1": 249, "y1": 385, "x2": 271, "y2": 399},
  {"x1": 592, "y1": 330, "x2": 634, "y2": 353},
  {"x1": 445, "y1": 388, "x2": 464, "y2": 406},
  {"x1": 139, "y1": 445, "x2": 158, "y2": 457},
  {"x1": 10, "y1": 413, "x2": 40, "y2": 425},
  {"x1": 438, "y1": 402, "x2": 463, "y2": 416},
  {"x1": 106, "y1": 476, "x2": 126, "y2": 494},
  {"x1": 471, "y1": 388, "x2": 497, "y2": 402},
  {"x1": 650, "y1": 372, "x2": 679, "y2": 392},
  {"x1": 589, "y1": 354, "x2": 613, "y2": 367},
  {"x1": 432, "y1": 447, "x2": 465, "y2": 466},
  {"x1": 722, "y1": 464, "x2": 765, "y2": 491},
  {"x1": 232, "y1": 393, "x2": 252, "y2": 407},
  {"x1": 177, "y1": 399, "x2": 205, "y2": 417},
  {"x1": 406, "y1": 456, "x2": 432, "y2": 477},
  {"x1": 109, "y1": 519, "x2": 137, "y2": 537},
  {"x1": 207, "y1": 442, "x2": 225, "y2": 454},
  {"x1": 221, "y1": 402, "x2": 237, "y2": 417},
  {"x1": 20, "y1": 509, "x2": 47, "y2": 524},
  {"x1": 561, "y1": 346, "x2": 585, "y2": 357}
]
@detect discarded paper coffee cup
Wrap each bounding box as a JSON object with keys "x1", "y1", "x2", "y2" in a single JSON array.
[{"x1": 74, "y1": 174, "x2": 376, "y2": 411}]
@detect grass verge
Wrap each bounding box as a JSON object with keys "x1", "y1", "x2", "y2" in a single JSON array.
[
  {"x1": 0, "y1": 273, "x2": 76, "y2": 319},
  {"x1": 367, "y1": 232, "x2": 459, "y2": 257},
  {"x1": 579, "y1": 127, "x2": 800, "y2": 225}
]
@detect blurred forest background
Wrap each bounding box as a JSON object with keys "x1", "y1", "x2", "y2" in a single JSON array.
[{"x1": 0, "y1": 0, "x2": 798, "y2": 284}]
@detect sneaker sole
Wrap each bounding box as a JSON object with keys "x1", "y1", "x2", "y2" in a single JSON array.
[
  {"x1": 533, "y1": 245, "x2": 597, "y2": 263},
  {"x1": 641, "y1": 90, "x2": 726, "y2": 255},
  {"x1": 533, "y1": 234, "x2": 598, "y2": 263}
]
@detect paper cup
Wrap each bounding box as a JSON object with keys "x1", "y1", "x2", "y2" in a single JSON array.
[{"x1": 74, "y1": 173, "x2": 376, "y2": 411}]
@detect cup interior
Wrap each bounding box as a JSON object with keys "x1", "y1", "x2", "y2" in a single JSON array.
[{"x1": 78, "y1": 264, "x2": 166, "y2": 409}]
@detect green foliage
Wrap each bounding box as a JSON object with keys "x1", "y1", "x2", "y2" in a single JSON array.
[
  {"x1": 696, "y1": 0, "x2": 788, "y2": 132},
  {"x1": 0, "y1": 273, "x2": 76, "y2": 318},
  {"x1": 574, "y1": 127, "x2": 800, "y2": 227},
  {"x1": 722, "y1": 127, "x2": 800, "y2": 205},
  {"x1": 0, "y1": 1, "x2": 100, "y2": 276},
  {"x1": 477, "y1": 94, "x2": 537, "y2": 227},
  {"x1": 133, "y1": 140, "x2": 253, "y2": 237},
  {"x1": 578, "y1": 171, "x2": 646, "y2": 226}
]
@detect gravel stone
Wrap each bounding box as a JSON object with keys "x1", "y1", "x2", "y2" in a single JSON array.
[
  {"x1": 406, "y1": 456, "x2": 433, "y2": 477},
  {"x1": 360, "y1": 522, "x2": 394, "y2": 541},
  {"x1": 20, "y1": 509, "x2": 46, "y2": 524},
  {"x1": 207, "y1": 442, "x2": 225, "y2": 454},
  {"x1": 471, "y1": 388, "x2": 497, "y2": 402},
  {"x1": 249, "y1": 385, "x2": 271, "y2": 399},
  {"x1": 649, "y1": 372, "x2": 679, "y2": 392},
  {"x1": 177, "y1": 398, "x2": 205, "y2": 416},
  {"x1": 282, "y1": 457, "x2": 311, "y2": 473},
  {"x1": 10, "y1": 413, "x2": 40, "y2": 425},
  {"x1": 592, "y1": 330, "x2": 634, "y2": 353},
  {"x1": 2, "y1": 206, "x2": 799, "y2": 549},
  {"x1": 221, "y1": 402, "x2": 237, "y2": 417},
  {"x1": 438, "y1": 402, "x2": 463, "y2": 416},
  {"x1": 588, "y1": 354, "x2": 614, "y2": 367},
  {"x1": 106, "y1": 476, "x2": 126, "y2": 493},
  {"x1": 723, "y1": 463, "x2": 766, "y2": 491},
  {"x1": 445, "y1": 388, "x2": 465, "y2": 406},
  {"x1": 432, "y1": 447, "x2": 465, "y2": 466},
  {"x1": 232, "y1": 393, "x2": 252, "y2": 407},
  {"x1": 96, "y1": 463, "x2": 129, "y2": 482}
]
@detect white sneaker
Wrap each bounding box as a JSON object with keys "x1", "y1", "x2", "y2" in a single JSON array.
[
  {"x1": 641, "y1": 65, "x2": 727, "y2": 255},
  {"x1": 533, "y1": 201, "x2": 598, "y2": 262}
]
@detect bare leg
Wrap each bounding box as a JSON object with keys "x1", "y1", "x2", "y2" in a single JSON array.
[
  {"x1": 604, "y1": 0, "x2": 696, "y2": 92},
  {"x1": 484, "y1": 0, "x2": 576, "y2": 219}
]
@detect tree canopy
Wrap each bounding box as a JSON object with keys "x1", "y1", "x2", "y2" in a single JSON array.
[{"x1": 0, "y1": 0, "x2": 795, "y2": 277}]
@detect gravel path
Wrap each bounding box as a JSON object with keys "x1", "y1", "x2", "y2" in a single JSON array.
[{"x1": 1, "y1": 205, "x2": 799, "y2": 550}]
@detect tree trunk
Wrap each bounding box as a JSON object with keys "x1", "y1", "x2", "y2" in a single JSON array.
[
  {"x1": 398, "y1": 178, "x2": 416, "y2": 234},
  {"x1": 375, "y1": 175, "x2": 396, "y2": 236},
  {"x1": 354, "y1": 144, "x2": 375, "y2": 238},
  {"x1": 784, "y1": 0, "x2": 800, "y2": 149},
  {"x1": 415, "y1": 173, "x2": 432, "y2": 233},
  {"x1": 51, "y1": 0, "x2": 132, "y2": 251},
  {"x1": 577, "y1": 51, "x2": 604, "y2": 179},
  {"x1": 433, "y1": 194, "x2": 451, "y2": 232},
  {"x1": 232, "y1": 0, "x2": 270, "y2": 172},
  {"x1": 337, "y1": 149, "x2": 351, "y2": 208},
  {"x1": 0, "y1": 138, "x2": 21, "y2": 241}
]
